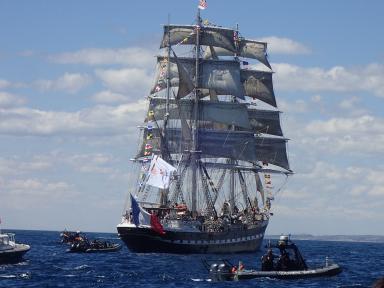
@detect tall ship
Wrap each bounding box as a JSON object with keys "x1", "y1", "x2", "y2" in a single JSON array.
[{"x1": 117, "y1": 5, "x2": 292, "y2": 253}]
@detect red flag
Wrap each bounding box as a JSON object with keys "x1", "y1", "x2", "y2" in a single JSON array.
[
  {"x1": 198, "y1": 0, "x2": 207, "y2": 10},
  {"x1": 150, "y1": 214, "x2": 165, "y2": 235}
]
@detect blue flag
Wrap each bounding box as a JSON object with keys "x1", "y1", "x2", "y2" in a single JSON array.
[{"x1": 130, "y1": 194, "x2": 140, "y2": 226}]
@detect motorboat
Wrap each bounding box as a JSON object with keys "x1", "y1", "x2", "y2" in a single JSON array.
[
  {"x1": 204, "y1": 235, "x2": 342, "y2": 281},
  {"x1": 0, "y1": 232, "x2": 30, "y2": 264}
]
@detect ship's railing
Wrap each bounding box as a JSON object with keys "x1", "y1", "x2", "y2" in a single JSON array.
[{"x1": 163, "y1": 219, "x2": 201, "y2": 231}]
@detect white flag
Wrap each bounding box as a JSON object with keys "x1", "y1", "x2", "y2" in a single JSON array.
[{"x1": 146, "y1": 155, "x2": 176, "y2": 189}]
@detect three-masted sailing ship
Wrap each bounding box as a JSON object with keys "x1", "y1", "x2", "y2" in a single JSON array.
[{"x1": 117, "y1": 6, "x2": 292, "y2": 253}]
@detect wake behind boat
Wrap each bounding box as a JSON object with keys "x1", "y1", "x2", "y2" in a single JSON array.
[
  {"x1": 0, "y1": 232, "x2": 30, "y2": 264},
  {"x1": 117, "y1": 1, "x2": 292, "y2": 254},
  {"x1": 205, "y1": 235, "x2": 342, "y2": 281}
]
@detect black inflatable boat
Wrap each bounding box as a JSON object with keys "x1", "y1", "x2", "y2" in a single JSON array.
[
  {"x1": 204, "y1": 235, "x2": 342, "y2": 281},
  {"x1": 68, "y1": 239, "x2": 121, "y2": 253}
]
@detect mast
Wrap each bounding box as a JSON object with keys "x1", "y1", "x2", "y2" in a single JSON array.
[
  {"x1": 161, "y1": 14, "x2": 171, "y2": 163},
  {"x1": 229, "y1": 23, "x2": 240, "y2": 211},
  {"x1": 191, "y1": 8, "x2": 201, "y2": 215},
  {"x1": 165, "y1": 14, "x2": 171, "y2": 122}
]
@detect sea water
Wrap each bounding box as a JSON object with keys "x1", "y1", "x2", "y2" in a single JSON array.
[{"x1": 0, "y1": 230, "x2": 383, "y2": 287}]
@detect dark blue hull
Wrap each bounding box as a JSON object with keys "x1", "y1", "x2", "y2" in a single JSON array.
[{"x1": 117, "y1": 221, "x2": 268, "y2": 254}]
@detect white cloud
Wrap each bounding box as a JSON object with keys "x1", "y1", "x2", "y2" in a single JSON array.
[
  {"x1": 35, "y1": 73, "x2": 92, "y2": 94},
  {"x1": 66, "y1": 153, "x2": 116, "y2": 174},
  {"x1": 0, "y1": 79, "x2": 11, "y2": 89},
  {"x1": 19, "y1": 50, "x2": 35, "y2": 57},
  {"x1": 0, "y1": 91, "x2": 26, "y2": 107},
  {"x1": 271, "y1": 161, "x2": 384, "y2": 225},
  {"x1": 278, "y1": 99, "x2": 309, "y2": 113},
  {"x1": 339, "y1": 96, "x2": 359, "y2": 110},
  {"x1": 0, "y1": 156, "x2": 52, "y2": 176},
  {"x1": 49, "y1": 47, "x2": 155, "y2": 68},
  {"x1": 0, "y1": 177, "x2": 80, "y2": 212},
  {"x1": 311, "y1": 95, "x2": 322, "y2": 103},
  {"x1": 0, "y1": 100, "x2": 146, "y2": 136},
  {"x1": 91, "y1": 90, "x2": 129, "y2": 104},
  {"x1": 0, "y1": 79, "x2": 25, "y2": 89},
  {"x1": 294, "y1": 115, "x2": 384, "y2": 157},
  {"x1": 258, "y1": 36, "x2": 311, "y2": 54},
  {"x1": 273, "y1": 63, "x2": 384, "y2": 97},
  {"x1": 306, "y1": 115, "x2": 383, "y2": 136},
  {"x1": 95, "y1": 68, "x2": 153, "y2": 96},
  {"x1": 6, "y1": 178, "x2": 69, "y2": 194}
]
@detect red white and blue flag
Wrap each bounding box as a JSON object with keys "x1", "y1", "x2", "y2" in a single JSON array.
[
  {"x1": 130, "y1": 194, "x2": 165, "y2": 235},
  {"x1": 198, "y1": 0, "x2": 207, "y2": 10}
]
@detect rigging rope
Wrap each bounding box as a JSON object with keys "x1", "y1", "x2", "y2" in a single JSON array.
[
  {"x1": 199, "y1": 162, "x2": 217, "y2": 217},
  {"x1": 238, "y1": 170, "x2": 249, "y2": 209}
]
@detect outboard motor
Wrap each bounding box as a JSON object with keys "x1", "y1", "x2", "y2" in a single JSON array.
[
  {"x1": 209, "y1": 263, "x2": 219, "y2": 273},
  {"x1": 209, "y1": 263, "x2": 220, "y2": 281},
  {"x1": 217, "y1": 263, "x2": 233, "y2": 281},
  {"x1": 209, "y1": 262, "x2": 233, "y2": 281}
]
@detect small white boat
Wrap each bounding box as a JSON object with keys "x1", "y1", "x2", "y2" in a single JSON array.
[{"x1": 0, "y1": 233, "x2": 30, "y2": 264}]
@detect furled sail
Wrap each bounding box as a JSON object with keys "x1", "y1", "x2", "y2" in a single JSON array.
[
  {"x1": 204, "y1": 39, "x2": 271, "y2": 69},
  {"x1": 160, "y1": 25, "x2": 236, "y2": 52}
]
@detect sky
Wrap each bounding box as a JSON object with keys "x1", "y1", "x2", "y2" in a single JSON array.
[{"x1": 0, "y1": 0, "x2": 383, "y2": 235}]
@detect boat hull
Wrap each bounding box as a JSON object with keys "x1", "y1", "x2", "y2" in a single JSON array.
[
  {"x1": 0, "y1": 244, "x2": 30, "y2": 264},
  {"x1": 85, "y1": 244, "x2": 122, "y2": 253},
  {"x1": 68, "y1": 244, "x2": 122, "y2": 253},
  {"x1": 117, "y1": 221, "x2": 268, "y2": 254},
  {"x1": 233, "y1": 264, "x2": 342, "y2": 280},
  {"x1": 208, "y1": 262, "x2": 342, "y2": 281}
]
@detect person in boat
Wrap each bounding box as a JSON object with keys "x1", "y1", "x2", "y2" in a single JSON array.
[
  {"x1": 275, "y1": 237, "x2": 307, "y2": 271},
  {"x1": 74, "y1": 231, "x2": 84, "y2": 242},
  {"x1": 261, "y1": 248, "x2": 275, "y2": 271},
  {"x1": 290, "y1": 242, "x2": 308, "y2": 270},
  {"x1": 276, "y1": 250, "x2": 292, "y2": 271},
  {"x1": 60, "y1": 230, "x2": 74, "y2": 243}
]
